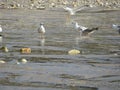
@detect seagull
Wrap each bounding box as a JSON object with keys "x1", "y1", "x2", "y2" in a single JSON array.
[
  {"x1": 62, "y1": 5, "x2": 92, "y2": 15},
  {"x1": 0, "y1": 25, "x2": 3, "y2": 41},
  {"x1": 72, "y1": 22, "x2": 99, "y2": 36},
  {"x1": 38, "y1": 23, "x2": 46, "y2": 38},
  {"x1": 112, "y1": 24, "x2": 120, "y2": 34},
  {"x1": 0, "y1": 25, "x2": 2, "y2": 33}
]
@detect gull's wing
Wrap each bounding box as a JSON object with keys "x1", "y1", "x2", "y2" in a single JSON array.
[
  {"x1": 79, "y1": 25, "x2": 88, "y2": 31},
  {"x1": 62, "y1": 6, "x2": 73, "y2": 11},
  {"x1": 112, "y1": 24, "x2": 120, "y2": 30}
]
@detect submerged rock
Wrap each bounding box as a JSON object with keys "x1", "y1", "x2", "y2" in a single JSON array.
[
  {"x1": 68, "y1": 49, "x2": 80, "y2": 55},
  {"x1": 0, "y1": 46, "x2": 9, "y2": 52},
  {"x1": 21, "y1": 48, "x2": 31, "y2": 54},
  {"x1": 21, "y1": 58, "x2": 27, "y2": 64},
  {"x1": 0, "y1": 60, "x2": 6, "y2": 64}
]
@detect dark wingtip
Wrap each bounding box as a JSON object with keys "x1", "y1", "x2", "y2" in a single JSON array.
[
  {"x1": 95, "y1": 27, "x2": 99, "y2": 30},
  {"x1": 118, "y1": 29, "x2": 120, "y2": 34},
  {"x1": 92, "y1": 27, "x2": 99, "y2": 30}
]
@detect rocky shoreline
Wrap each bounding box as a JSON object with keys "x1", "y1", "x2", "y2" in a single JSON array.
[{"x1": 0, "y1": 0, "x2": 120, "y2": 10}]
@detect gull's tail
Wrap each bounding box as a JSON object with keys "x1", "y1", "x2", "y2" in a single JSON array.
[{"x1": 91, "y1": 27, "x2": 99, "y2": 31}]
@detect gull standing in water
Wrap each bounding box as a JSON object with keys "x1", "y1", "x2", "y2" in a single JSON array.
[
  {"x1": 72, "y1": 22, "x2": 99, "y2": 36},
  {"x1": 38, "y1": 23, "x2": 46, "y2": 38},
  {"x1": 112, "y1": 24, "x2": 120, "y2": 34}
]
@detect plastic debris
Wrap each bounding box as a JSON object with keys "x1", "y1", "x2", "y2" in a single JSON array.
[{"x1": 21, "y1": 48, "x2": 31, "y2": 54}]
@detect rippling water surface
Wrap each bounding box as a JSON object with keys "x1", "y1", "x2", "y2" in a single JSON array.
[{"x1": 0, "y1": 8, "x2": 120, "y2": 90}]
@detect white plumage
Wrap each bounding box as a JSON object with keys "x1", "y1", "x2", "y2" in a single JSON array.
[
  {"x1": 73, "y1": 22, "x2": 87, "y2": 31},
  {"x1": 0, "y1": 25, "x2": 2, "y2": 32},
  {"x1": 38, "y1": 23, "x2": 45, "y2": 38},
  {"x1": 112, "y1": 24, "x2": 120, "y2": 34},
  {"x1": 72, "y1": 22, "x2": 98, "y2": 36}
]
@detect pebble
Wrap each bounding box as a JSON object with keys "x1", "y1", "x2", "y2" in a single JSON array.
[
  {"x1": 68, "y1": 49, "x2": 80, "y2": 55},
  {"x1": 21, "y1": 58, "x2": 27, "y2": 64},
  {"x1": 0, "y1": 60, "x2": 6, "y2": 64}
]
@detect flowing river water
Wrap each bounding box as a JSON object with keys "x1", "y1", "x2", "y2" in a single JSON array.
[{"x1": 0, "y1": 8, "x2": 120, "y2": 90}]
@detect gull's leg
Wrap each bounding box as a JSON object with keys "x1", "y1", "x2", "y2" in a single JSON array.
[
  {"x1": 40, "y1": 33, "x2": 45, "y2": 39},
  {"x1": 79, "y1": 31, "x2": 82, "y2": 38}
]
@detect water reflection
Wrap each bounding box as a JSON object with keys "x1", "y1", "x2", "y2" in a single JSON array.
[
  {"x1": 74, "y1": 36, "x2": 95, "y2": 48},
  {"x1": 40, "y1": 38, "x2": 45, "y2": 47},
  {"x1": 0, "y1": 35, "x2": 2, "y2": 43},
  {"x1": 65, "y1": 13, "x2": 75, "y2": 26},
  {"x1": 38, "y1": 38, "x2": 45, "y2": 55}
]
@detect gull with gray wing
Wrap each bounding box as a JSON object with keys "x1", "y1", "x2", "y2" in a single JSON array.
[
  {"x1": 72, "y1": 22, "x2": 99, "y2": 36},
  {"x1": 38, "y1": 23, "x2": 46, "y2": 38}
]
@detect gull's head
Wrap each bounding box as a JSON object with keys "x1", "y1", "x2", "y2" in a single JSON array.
[
  {"x1": 71, "y1": 21, "x2": 77, "y2": 26},
  {"x1": 71, "y1": 21, "x2": 75, "y2": 25},
  {"x1": 72, "y1": 21, "x2": 78, "y2": 26},
  {"x1": 71, "y1": 21, "x2": 79, "y2": 29},
  {"x1": 112, "y1": 24, "x2": 118, "y2": 29},
  {"x1": 72, "y1": 21, "x2": 77, "y2": 25},
  {"x1": 63, "y1": 6, "x2": 72, "y2": 11},
  {"x1": 112, "y1": 24, "x2": 116, "y2": 27},
  {"x1": 40, "y1": 23, "x2": 44, "y2": 26}
]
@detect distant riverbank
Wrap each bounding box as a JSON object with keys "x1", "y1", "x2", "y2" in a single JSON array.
[{"x1": 0, "y1": 0, "x2": 120, "y2": 10}]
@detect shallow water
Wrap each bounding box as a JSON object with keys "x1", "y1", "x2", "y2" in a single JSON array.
[{"x1": 0, "y1": 8, "x2": 120, "y2": 90}]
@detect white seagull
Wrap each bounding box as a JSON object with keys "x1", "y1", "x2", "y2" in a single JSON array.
[
  {"x1": 112, "y1": 24, "x2": 120, "y2": 34},
  {"x1": 0, "y1": 25, "x2": 2, "y2": 33},
  {"x1": 38, "y1": 23, "x2": 46, "y2": 38},
  {"x1": 62, "y1": 5, "x2": 92, "y2": 15},
  {"x1": 72, "y1": 22, "x2": 99, "y2": 36}
]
